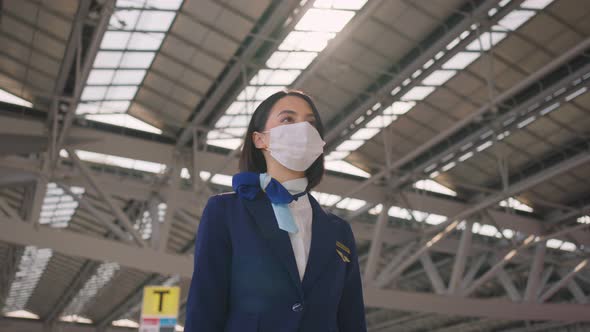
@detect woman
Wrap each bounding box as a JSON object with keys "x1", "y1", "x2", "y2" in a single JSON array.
[{"x1": 184, "y1": 90, "x2": 366, "y2": 332}]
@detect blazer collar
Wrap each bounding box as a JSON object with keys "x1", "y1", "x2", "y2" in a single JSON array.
[{"x1": 241, "y1": 191, "x2": 337, "y2": 296}]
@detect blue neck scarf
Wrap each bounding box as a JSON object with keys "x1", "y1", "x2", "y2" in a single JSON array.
[{"x1": 232, "y1": 172, "x2": 308, "y2": 233}]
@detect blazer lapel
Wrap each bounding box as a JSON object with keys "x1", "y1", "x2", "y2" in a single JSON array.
[
  {"x1": 302, "y1": 194, "x2": 338, "y2": 293},
  {"x1": 241, "y1": 192, "x2": 303, "y2": 297}
]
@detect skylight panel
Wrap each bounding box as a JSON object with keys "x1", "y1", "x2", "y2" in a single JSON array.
[
  {"x1": 546, "y1": 239, "x2": 576, "y2": 252},
  {"x1": 521, "y1": 0, "x2": 554, "y2": 10},
  {"x1": 226, "y1": 101, "x2": 255, "y2": 115},
  {"x1": 110, "y1": 9, "x2": 140, "y2": 29},
  {"x1": 498, "y1": 10, "x2": 536, "y2": 31},
  {"x1": 0, "y1": 88, "x2": 33, "y2": 107},
  {"x1": 127, "y1": 32, "x2": 165, "y2": 50},
  {"x1": 499, "y1": 197, "x2": 534, "y2": 212},
  {"x1": 421, "y1": 70, "x2": 457, "y2": 86},
  {"x1": 4, "y1": 310, "x2": 39, "y2": 319},
  {"x1": 424, "y1": 214, "x2": 447, "y2": 225},
  {"x1": 39, "y1": 183, "x2": 84, "y2": 228},
  {"x1": 279, "y1": 31, "x2": 336, "y2": 52},
  {"x1": 466, "y1": 32, "x2": 507, "y2": 51},
  {"x1": 350, "y1": 127, "x2": 380, "y2": 140},
  {"x1": 442, "y1": 52, "x2": 481, "y2": 70},
  {"x1": 296, "y1": 9, "x2": 355, "y2": 33},
  {"x1": 250, "y1": 69, "x2": 302, "y2": 86},
  {"x1": 62, "y1": 263, "x2": 119, "y2": 317},
  {"x1": 87, "y1": 69, "x2": 115, "y2": 85},
  {"x1": 365, "y1": 115, "x2": 396, "y2": 128},
  {"x1": 310, "y1": 191, "x2": 342, "y2": 206},
  {"x1": 100, "y1": 31, "x2": 132, "y2": 49},
  {"x1": 211, "y1": 174, "x2": 233, "y2": 187},
  {"x1": 400, "y1": 86, "x2": 436, "y2": 101},
  {"x1": 325, "y1": 151, "x2": 350, "y2": 160},
  {"x1": 81, "y1": 87, "x2": 107, "y2": 101},
  {"x1": 237, "y1": 86, "x2": 285, "y2": 101},
  {"x1": 120, "y1": 51, "x2": 155, "y2": 68},
  {"x1": 72, "y1": 150, "x2": 165, "y2": 173},
  {"x1": 368, "y1": 204, "x2": 383, "y2": 215},
  {"x1": 266, "y1": 51, "x2": 318, "y2": 69},
  {"x1": 85, "y1": 114, "x2": 161, "y2": 134},
  {"x1": 388, "y1": 206, "x2": 412, "y2": 220},
  {"x1": 112, "y1": 319, "x2": 139, "y2": 328},
  {"x1": 476, "y1": 140, "x2": 493, "y2": 152},
  {"x1": 414, "y1": 179, "x2": 457, "y2": 196},
  {"x1": 93, "y1": 51, "x2": 123, "y2": 68},
  {"x1": 135, "y1": 11, "x2": 176, "y2": 31},
  {"x1": 60, "y1": 315, "x2": 93, "y2": 324},
  {"x1": 2, "y1": 246, "x2": 52, "y2": 313},
  {"x1": 105, "y1": 86, "x2": 137, "y2": 99},
  {"x1": 335, "y1": 197, "x2": 366, "y2": 211},
  {"x1": 385, "y1": 101, "x2": 415, "y2": 115},
  {"x1": 112, "y1": 69, "x2": 146, "y2": 84},
  {"x1": 336, "y1": 139, "x2": 364, "y2": 151},
  {"x1": 325, "y1": 160, "x2": 370, "y2": 178},
  {"x1": 207, "y1": 139, "x2": 243, "y2": 150}
]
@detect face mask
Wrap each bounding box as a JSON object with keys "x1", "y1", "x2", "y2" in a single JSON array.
[{"x1": 259, "y1": 121, "x2": 326, "y2": 172}]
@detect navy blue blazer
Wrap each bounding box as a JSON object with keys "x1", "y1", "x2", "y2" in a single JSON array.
[{"x1": 184, "y1": 189, "x2": 367, "y2": 332}]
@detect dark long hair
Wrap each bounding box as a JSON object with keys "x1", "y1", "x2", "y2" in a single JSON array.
[{"x1": 238, "y1": 90, "x2": 325, "y2": 190}]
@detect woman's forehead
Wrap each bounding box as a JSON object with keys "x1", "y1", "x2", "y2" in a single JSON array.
[{"x1": 271, "y1": 95, "x2": 313, "y2": 116}]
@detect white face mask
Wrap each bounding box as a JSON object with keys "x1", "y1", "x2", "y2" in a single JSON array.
[{"x1": 259, "y1": 121, "x2": 326, "y2": 172}]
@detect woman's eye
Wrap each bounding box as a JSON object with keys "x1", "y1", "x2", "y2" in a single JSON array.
[{"x1": 281, "y1": 117, "x2": 293, "y2": 123}]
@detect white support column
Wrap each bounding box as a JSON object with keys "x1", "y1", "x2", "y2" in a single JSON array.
[
  {"x1": 497, "y1": 268, "x2": 522, "y2": 302},
  {"x1": 419, "y1": 252, "x2": 446, "y2": 295},
  {"x1": 66, "y1": 148, "x2": 146, "y2": 247},
  {"x1": 448, "y1": 221, "x2": 473, "y2": 294},
  {"x1": 363, "y1": 204, "x2": 390, "y2": 283},
  {"x1": 524, "y1": 241, "x2": 546, "y2": 302}
]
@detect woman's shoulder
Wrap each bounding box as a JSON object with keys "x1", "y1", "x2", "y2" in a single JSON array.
[{"x1": 207, "y1": 191, "x2": 238, "y2": 204}]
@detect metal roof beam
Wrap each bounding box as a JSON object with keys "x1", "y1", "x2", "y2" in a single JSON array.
[{"x1": 363, "y1": 287, "x2": 590, "y2": 321}]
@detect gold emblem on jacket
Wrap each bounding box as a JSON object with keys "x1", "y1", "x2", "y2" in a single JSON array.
[{"x1": 336, "y1": 241, "x2": 350, "y2": 263}]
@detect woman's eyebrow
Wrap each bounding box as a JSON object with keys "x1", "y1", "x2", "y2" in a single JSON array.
[{"x1": 276, "y1": 109, "x2": 297, "y2": 117}]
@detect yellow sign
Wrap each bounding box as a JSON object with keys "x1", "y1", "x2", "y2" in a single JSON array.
[{"x1": 141, "y1": 286, "x2": 180, "y2": 317}]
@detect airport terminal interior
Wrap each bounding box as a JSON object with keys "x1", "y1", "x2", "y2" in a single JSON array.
[{"x1": 0, "y1": 0, "x2": 589, "y2": 331}]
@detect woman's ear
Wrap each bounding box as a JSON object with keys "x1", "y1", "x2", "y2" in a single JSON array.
[{"x1": 252, "y1": 131, "x2": 268, "y2": 150}]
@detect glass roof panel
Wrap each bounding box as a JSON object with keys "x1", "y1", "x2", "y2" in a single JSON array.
[
  {"x1": 105, "y1": 86, "x2": 138, "y2": 100},
  {"x1": 87, "y1": 69, "x2": 115, "y2": 85},
  {"x1": 296, "y1": 9, "x2": 355, "y2": 33},
  {"x1": 120, "y1": 51, "x2": 156, "y2": 68},
  {"x1": 93, "y1": 51, "x2": 123, "y2": 68},
  {"x1": 127, "y1": 32, "x2": 165, "y2": 50},
  {"x1": 112, "y1": 69, "x2": 146, "y2": 84},
  {"x1": 136, "y1": 11, "x2": 176, "y2": 31},
  {"x1": 100, "y1": 31, "x2": 132, "y2": 49}
]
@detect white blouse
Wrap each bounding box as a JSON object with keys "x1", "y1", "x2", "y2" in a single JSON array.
[{"x1": 262, "y1": 175, "x2": 312, "y2": 281}]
